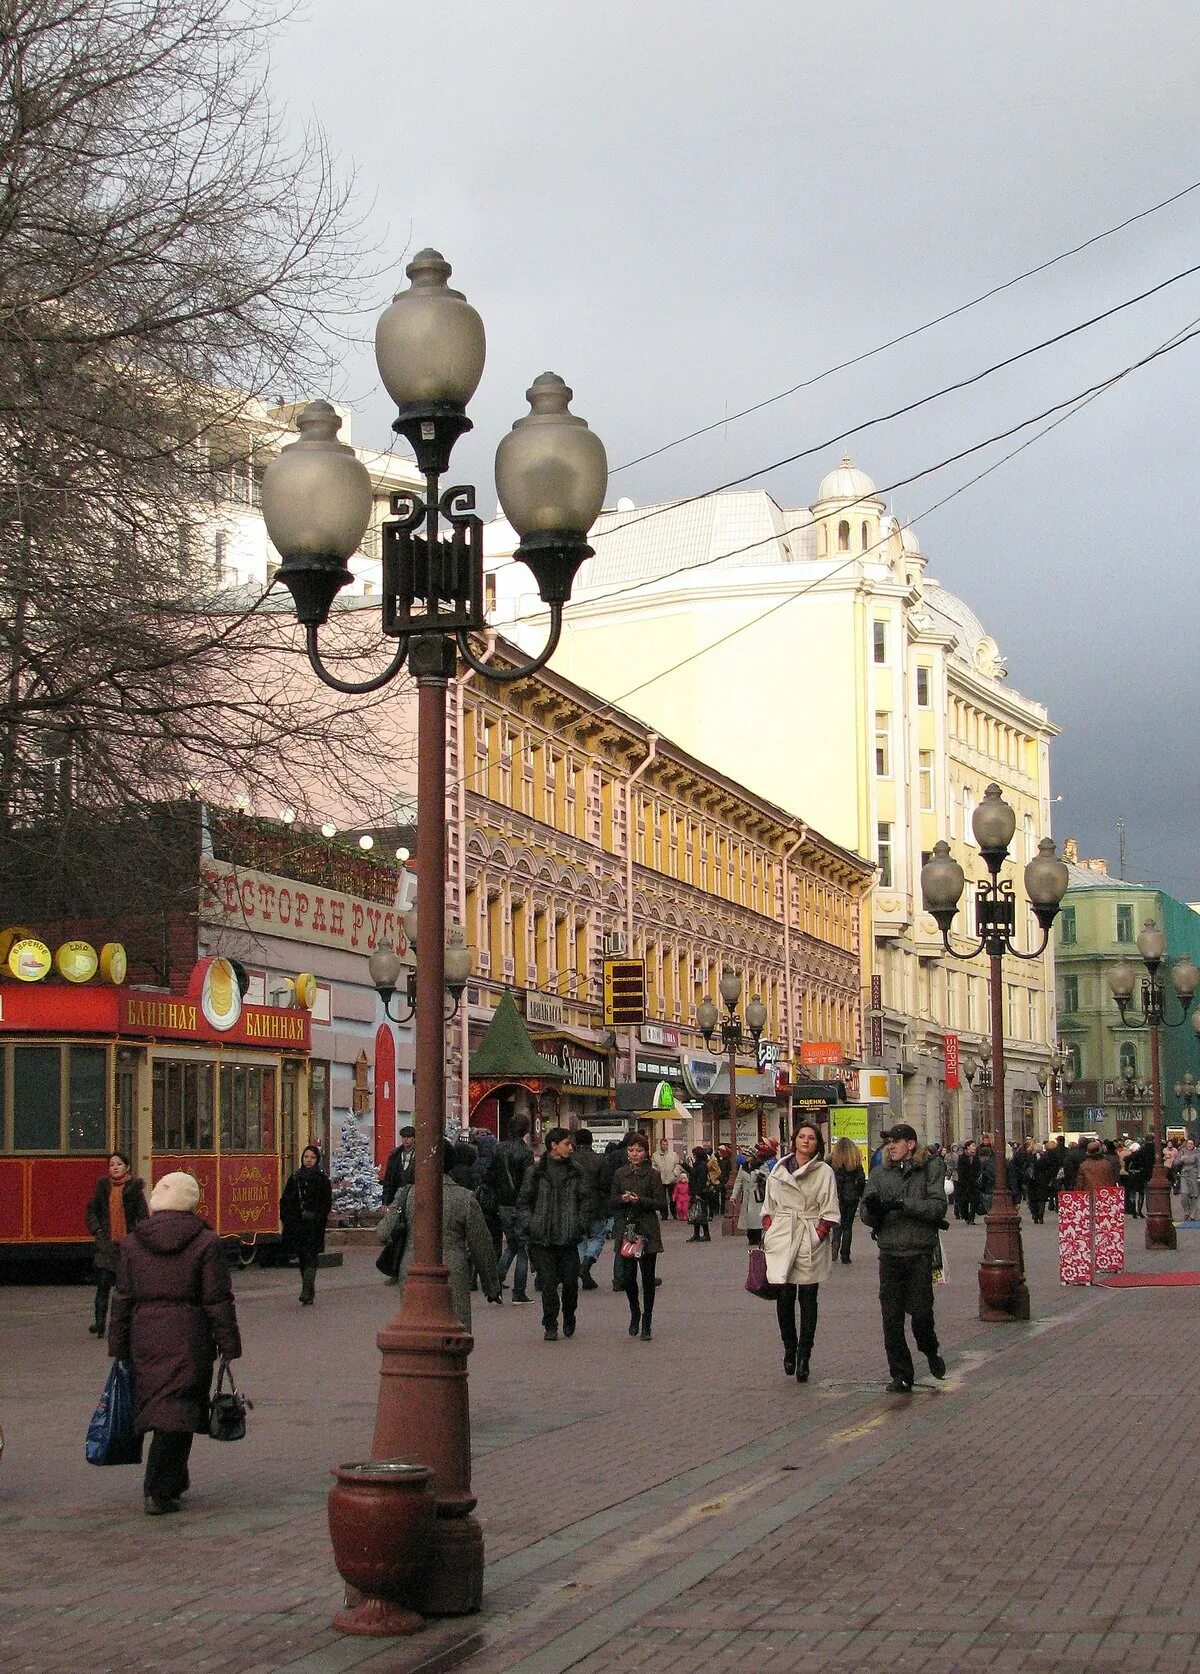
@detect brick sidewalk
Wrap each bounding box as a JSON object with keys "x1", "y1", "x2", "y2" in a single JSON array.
[{"x1": 3, "y1": 1215, "x2": 1198, "y2": 1672}]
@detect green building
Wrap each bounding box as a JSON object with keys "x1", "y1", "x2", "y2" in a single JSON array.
[{"x1": 1054, "y1": 849, "x2": 1200, "y2": 1141}]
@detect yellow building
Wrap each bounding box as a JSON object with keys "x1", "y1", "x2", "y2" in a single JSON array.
[
  {"x1": 444, "y1": 637, "x2": 873, "y2": 1146},
  {"x1": 485, "y1": 459, "x2": 1060, "y2": 1141}
]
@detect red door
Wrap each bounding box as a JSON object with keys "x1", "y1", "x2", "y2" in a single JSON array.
[{"x1": 373, "y1": 1024, "x2": 396, "y2": 1166}]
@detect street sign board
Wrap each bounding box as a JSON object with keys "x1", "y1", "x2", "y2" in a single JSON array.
[{"x1": 603, "y1": 958, "x2": 646, "y2": 1026}]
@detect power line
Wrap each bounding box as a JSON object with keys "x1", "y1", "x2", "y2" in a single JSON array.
[{"x1": 611, "y1": 175, "x2": 1200, "y2": 474}]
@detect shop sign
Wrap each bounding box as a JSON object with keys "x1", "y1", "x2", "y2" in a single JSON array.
[
  {"x1": 800, "y1": 1041, "x2": 843, "y2": 1067},
  {"x1": 8, "y1": 939, "x2": 52, "y2": 982},
  {"x1": 944, "y1": 1033, "x2": 960, "y2": 1090},
  {"x1": 680, "y1": 1051, "x2": 720, "y2": 1098},
  {"x1": 525, "y1": 991, "x2": 564, "y2": 1028},
  {"x1": 640, "y1": 1022, "x2": 680, "y2": 1049},
  {"x1": 200, "y1": 858, "x2": 410, "y2": 955},
  {"x1": 539, "y1": 1039, "x2": 609, "y2": 1091},
  {"x1": 870, "y1": 1014, "x2": 883, "y2": 1057},
  {"x1": 635, "y1": 1052, "x2": 683, "y2": 1085},
  {"x1": 756, "y1": 1039, "x2": 780, "y2": 1071},
  {"x1": 55, "y1": 940, "x2": 98, "y2": 983}
]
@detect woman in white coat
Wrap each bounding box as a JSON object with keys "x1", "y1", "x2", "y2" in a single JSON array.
[{"x1": 761, "y1": 1121, "x2": 840, "y2": 1383}]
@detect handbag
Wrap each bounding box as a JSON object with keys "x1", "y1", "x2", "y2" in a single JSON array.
[
  {"x1": 86, "y1": 1359, "x2": 143, "y2": 1466},
  {"x1": 745, "y1": 1245, "x2": 779, "y2": 1301},
  {"x1": 619, "y1": 1229, "x2": 645, "y2": 1259},
  {"x1": 687, "y1": 1200, "x2": 706, "y2": 1225},
  {"x1": 208, "y1": 1357, "x2": 251, "y2": 1442}
]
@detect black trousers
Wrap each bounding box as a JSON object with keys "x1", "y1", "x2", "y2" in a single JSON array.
[
  {"x1": 623, "y1": 1253, "x2": 658, "y2": 1324},
  {"x1": 745, "y1": 1229, "x2": 763, "y2": 1248},
  {"x1": 531, "y1": 1244, "x2": 579, "y2": 1331},
  {"x1": 831, "y1": 1213, "x2": 856, "y2": 1261},
  {"x1": 93, "y1": 1269, "x2": 116, "y2": 1332},
  {"x1": 775, "y1": 1283, "x2": 819, "y2": 1359},
  {"x1": 878, "y1": 1252, "x2": 939, "y2": 1382},
  {"x1": 144, "y1": 1429, "x2": 193, "y2": 1501},
  {"x1": 1027, "y1": 1185, "x2": 1047, "y2": 1224}
]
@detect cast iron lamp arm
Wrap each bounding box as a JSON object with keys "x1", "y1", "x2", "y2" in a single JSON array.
[
  {"x1": 305, "y1": 625, "x2": 411, "y2": 695},
  {"x1": 455, "y1": 603, "x2": 564, "y2": 682}
]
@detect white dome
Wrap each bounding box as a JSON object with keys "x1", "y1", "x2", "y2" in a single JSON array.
[
  {"x1": 900, "y1": 523, "x2": 922, "y2": 556},
  {"x1": 814, "y1": 454, "x2": 882, "y2": 507}
]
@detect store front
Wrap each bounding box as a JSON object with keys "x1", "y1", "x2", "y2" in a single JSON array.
[
  {"x1": 528, "y1": 1032, "x2": 614, "y2": 1130},
  {"x1": 467, "y1": 990, "x2": 566, "y2": 1142}
]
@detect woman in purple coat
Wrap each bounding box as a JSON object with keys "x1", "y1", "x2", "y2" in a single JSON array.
[{"x1": 108, "y1": 1172, "x2": 241, "y2": 1516}]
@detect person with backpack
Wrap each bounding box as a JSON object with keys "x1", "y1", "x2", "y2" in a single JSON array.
[
  {"x1": 488, "y1": 1114, "x2": 535, "y2": 1304},
  {"x1": 573, "y1": 1129, "x2": 607, "y2": 1291}
]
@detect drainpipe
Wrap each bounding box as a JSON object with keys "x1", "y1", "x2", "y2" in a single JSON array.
[
  {"x1": 456, "y1": 631, "x2": 496, "y2": 1130},
  {"x1": 781, "y1": 822, "x2": 809, "y2": 1073},
  {"x1": 623, "y1": 734, "x2": 658, "y2": 1080}
]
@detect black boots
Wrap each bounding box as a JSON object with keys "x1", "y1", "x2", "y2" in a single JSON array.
[
  {"x1": 796, "y1": 1357, "x2": 810, "y2": 1383},
  {"x1": 628, "y1": 1308, "x2": 641, "y2": 1337},
  {"x1": 580, "y1": 1260, "x2": 599, "y2": 1291}
]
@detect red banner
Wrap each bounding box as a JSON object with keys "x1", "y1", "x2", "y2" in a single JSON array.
[
  {"x1": 217, "y1": 1154, "x2": 280, "y2": 1236},
  {"x1": 800, "y1": 1041, "x2": 844, "y2": 1067},
  {"x1": 944, "y1": 1033, "x2": 959, "y2": 1090}
]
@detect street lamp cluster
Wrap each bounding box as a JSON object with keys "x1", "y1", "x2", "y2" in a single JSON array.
[
  {"x1": 1106, "y1": 921, "x2": 1200, "y2": 1250},
  {"x1": 261, "y1": 249, "x2": 608, "y2": 1631},
  {"x1": 697, "y1": 969, "x2": 767, "y2": 1233},
  {"x1": 921, "y1": 783, "x2": 1069, "y2": 1322}
]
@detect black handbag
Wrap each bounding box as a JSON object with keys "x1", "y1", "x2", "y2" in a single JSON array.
[{"x1": 208, "y1": 1358, "x2": 251, "y2": 1442}]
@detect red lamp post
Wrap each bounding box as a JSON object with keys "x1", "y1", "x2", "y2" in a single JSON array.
[
  {"x1": 921, "y1": 786, "x2": 1069, "y2": 1322},
  {"x1": 1107, "y1": 923, "x2": 1200, "y2": 1251},
  {"x1": 261, "y1": 250, "x2": 607, "y2": 1631},
  {"x1": 697, "y1": 969, "x2": 767, "y2": 1234}
]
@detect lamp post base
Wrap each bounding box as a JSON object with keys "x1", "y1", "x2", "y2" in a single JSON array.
[
  {"x1": 977, "y1": 1200, "x2": 1031, "y2": 1321},
  {"x1": 1144, "y1": 1166, "x2": 1177, "y2": 1251},
  {"x1": 334, "y1": 1597, "x2": 425, "y2": 1637},
  {"x1": 370, "y1": 1267, "x2": 483, "y2": 1617}
]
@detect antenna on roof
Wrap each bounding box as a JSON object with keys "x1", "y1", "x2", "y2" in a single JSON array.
[{"x1": 1118, "y1": 818, "x2": 1127, "y2": 879}]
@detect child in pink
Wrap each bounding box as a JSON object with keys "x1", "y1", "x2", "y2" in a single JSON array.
[{"x1": 672, "y1": 1176, "x2": 690, "y2": 1220}]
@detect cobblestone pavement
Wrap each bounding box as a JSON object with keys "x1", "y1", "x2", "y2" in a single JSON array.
[{"x1": 3, "y1": 1214, "x2": 1199, "y2": 1672}]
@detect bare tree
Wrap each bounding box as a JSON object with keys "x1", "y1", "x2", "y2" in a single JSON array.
[{"x1": 0, "y1": 0, "x2": 412, "y2": 861}]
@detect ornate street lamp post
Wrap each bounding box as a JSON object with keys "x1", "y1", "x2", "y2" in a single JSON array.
[
  {"x1": 921, "y1": 784, "x2": 1068, "y2": 1321},
  {"x1": 1106, "y1": 921, "x2": 1200, "y2": 1251},
  {"x1": 261, "y1": 250, "x2": 606, "y2": 1630},
  {"x1": 697, "y1": 969, "x2": 767, "y2": 1234}
]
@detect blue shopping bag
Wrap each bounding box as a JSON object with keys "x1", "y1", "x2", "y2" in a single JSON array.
[{"x1": 86, "y1": 1360, "x2": 143, "y2": 1466}]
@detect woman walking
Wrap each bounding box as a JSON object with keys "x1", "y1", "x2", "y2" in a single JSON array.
[
  {"x1": 107, "y1": 1172, "x2": 241, "y2": 1516},
  {"x1": 828, "y1": 1137, "x2": 866, "y2": 1264},
  {"x1": 84, "y1": 1151, "x2": 149, "y2": 1338},
  {"x1": 728, "y1": 1146, "x2": 772, "y2": 1246},
  {"x1": 279, "y1": 1146, "x2": 333, "y2": 1305},
  {"x1": 686, "y1": 1147, "x2": 712, "y2": 1242},
  {"x1": 762, "y1": 1122, "x2": 840, "y2": 1382},
  {"x1": 393, "y1": 1142, "x2": 501, "y2": 1328},
  {"x1": 610, "y1": 1132, "x2": 668, "y2": 1340}
]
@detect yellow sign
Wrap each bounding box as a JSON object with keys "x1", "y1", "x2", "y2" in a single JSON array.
[
  {"x1": 56, "y1": 940, "x2": 98, "y2": 983},
  {"x1": 0, "y1": 927, "x2": 32, "y2": 966},
  {"x1": 294, "y1": 972, "x2": 317, "y2": 1010},
  {"x1": 200, "y1": 956, "x2": 242, "y2": 1032},
  {"x1": 8, "y1": 939, "x2": 52, "y2": 982},
  {"x1": 100, "y1": 943, "x2": 128, "y2": 985}
]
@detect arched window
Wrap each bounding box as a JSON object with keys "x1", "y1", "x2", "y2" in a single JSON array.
[
  {"x1": 860, "y1": 521, "x2": 869, "y2": 551},
  {"x1": 837, "y1": 519, "x2": 850, "y2": 552},
  {"x1": 1119, "y1": 1041, "x2": 1137, "y2": 1078}
]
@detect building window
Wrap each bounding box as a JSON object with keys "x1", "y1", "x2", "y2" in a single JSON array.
[
  {"x1": 1119, "y1": 1040, "x2": 1137, "y2": 1078},
  {"x1": 916, "y1": 665, "x2": 930, "y2": 707},
  {"x1": 219, "y1": 1063, "x2": 276, "y2": 1153},
  {"x1": 918, "y1": 750, "x2": 934, "y2": 813},
  {"x1": 838, "y1": 519, "x2": 850, "y2": 552},
  {"x1": 1007, "y1": 984, "x2": 1019, "y2": 1036},
  {"x1": 1062, "y1": 975, "x2": 1079, "y2": 1013},
  {"x1": 877, "y1": 823, "x2": 893, "y2": 888},
  {"x1": 1061, "y1": 905, "x2": 1076, "y2": 945},
  {"x1": 153, "y1": 1059, "x2": 215, "y2": 1153},
  {"x1": 874, "y1": 712, "x2": 891, "y2": 777},
  {"x1": 860, "y1": 521, "x2": 869, "y2": 551},
  {"x1": 1116, "y1": 904, "x2": 1134, "y2": 943},
  {"x1": 872, "y1": 620, "x2": 886, "y2": 663}
]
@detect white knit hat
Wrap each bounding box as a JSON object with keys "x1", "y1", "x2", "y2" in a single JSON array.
[{"x1": 150, "y1": 1171, "x2": 201, "y2": 1213}]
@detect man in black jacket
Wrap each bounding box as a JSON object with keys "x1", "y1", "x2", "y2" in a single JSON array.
[
  {"x1": 518, "y1": 1128, "x2": 586, "y2": 1341},
  {"x1": 380, "y1": 1127, "x2": 416, "y2": 1206},
  {"x1": 860, "y1": 1124, "x2": 949, "y2": 1394},
  {"x1": 573, "y1": 1129, "x2": 607, "y2": 1290},
  {"x1": 489, "y1": 1115, "x2": 535, "y2": 1304}
]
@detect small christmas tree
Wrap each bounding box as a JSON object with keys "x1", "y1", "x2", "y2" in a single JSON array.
[{"x1": 331, "y1": 1117, "x2": 382, "y2": 1220}]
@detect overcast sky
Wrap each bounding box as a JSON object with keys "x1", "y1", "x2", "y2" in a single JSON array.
[{"x1": 273, "y1": 1, "x2": 1200, "y2": 902}]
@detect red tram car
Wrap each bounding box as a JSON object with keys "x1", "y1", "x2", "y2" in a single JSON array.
[{"x1": 0, "y1": 959, "x2": 311, "y2": 1262}]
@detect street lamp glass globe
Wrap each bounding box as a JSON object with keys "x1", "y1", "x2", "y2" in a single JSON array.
[
  {"x1": 402, "y1": 906, "x2": 418, "y2": 951},
  {"x1": 1192, "y1": 1007, "x2": 1200, "y2": 1041},
  {"x1": 444, "y1": 923, "x2": 472, "y2": 992},
  {"x1": 696, "y1": 997, "x2": 719, "y2": 1038},
  {"x1": 1170, "y1": 954, "x2": 1200, "y2": 1001},
  {"x1": 374, "y1": 249, "x2": 486, "y2": 410},
  {"x1": 321, "y1": 822, "x2": 337, "y2": 838},
  {"x1": 921, "y1": 841, "x2": 966, "y2": 921},
  {"x1": 745, "y1": 994, "x2": 768, "y2": 1036},
  {"x1": 971, "y1": 784, "x2": 1017, "y2": 861},
  {"x1": 719, "y1": 967, "x2": 743, "y2": 1009},
  {"x1": 1137, "y1": 919, "x2": 1165, "y2": 967},
  {"x1": 1108, "y1": 960, "x2": 1138, "y2": 1002},
  {"x1": 368, "y1": 942, "x2": 403, "y2": 992},
  {"x1": 1025, "y1": 839, "x2": 1069, "y2": 915}
]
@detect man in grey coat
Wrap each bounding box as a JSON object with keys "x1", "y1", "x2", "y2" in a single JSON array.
[{"x1": 860, "y1": 1123, "x2": 949, "y2": 1394}]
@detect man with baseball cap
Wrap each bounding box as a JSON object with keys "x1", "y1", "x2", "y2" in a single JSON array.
[{"x1": 859, "y1": 1123, "x2": 949, "y2": 1394}]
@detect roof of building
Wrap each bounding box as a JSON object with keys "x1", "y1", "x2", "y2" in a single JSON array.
[
  {"x1": 814, "y1": 455, "x2": 882, "y2": 507},
  {"x1": 468, "y1": 988, "x2": 566, "y2": 1080},
  {"x1": 581, "y1": 490, "x2": 813, "y2": 589},
  {"x1": 1063, "y1": 862, "x2": 1146, "y2": 891}
]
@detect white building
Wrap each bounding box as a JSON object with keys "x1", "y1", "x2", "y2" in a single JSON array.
[{"x1": 483, "y1": 458, "x2": 1061, "y2": 1140}]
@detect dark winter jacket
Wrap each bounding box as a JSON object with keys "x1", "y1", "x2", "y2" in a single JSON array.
[
  {"x1": 381, "y1": 1144, "x2": 416, "y2": 1206},
  {"x1": 859, "y1": 1148, "x2": 948, "y2": 1255},
  {"x1": 108, "y1": 1211, "x2": 241, "y2": 1435},
  {"x1": 279, "y1": 1163, "x2": 333, "y2": 1259},
  {"x1": 573, "y1": 1141, "x2": 605, "y2": 1223},
  {"x1": 519, "y1": 1154, "x2": 586, "y2": 1248},
  {"x1": 832, "y1": 1163, "x2": 866, "y2": 1219},
  {"x1": 955, "y1": 1152, "x2": 981, "y2": 1197},
  {"x1": 486, "y1": 1138, "x2": 535, "y2": 1209},
  {"x1": 84, "y1": 1175, "x2": 149, "y2": 1273},
  {"x1": 1062, "y1": 1143, "x2": 1086, "y2": 1190},
  {"x1": 609, "y1": 1161, "x2": 668, "y2": 1254}
]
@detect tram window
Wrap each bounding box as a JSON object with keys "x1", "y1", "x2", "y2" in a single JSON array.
[
  {"x1": 220, "y1": 1063, "x2": 275, "y2": 1152},
  {"x1": 13, "y1": 1047, "x2": 60, "y2": 1150},
  {"x1": 68, "y1": 1046, "x2": 107, "y2": 1151},
  {"x1": 152, "y1": 1060, "x2": 214, "y2": 1152}
]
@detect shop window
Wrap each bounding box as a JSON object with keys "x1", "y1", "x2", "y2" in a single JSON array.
[
  {"x1": 153, "y1": 1059, "x2": 214, "y2": 1152},
  {"x1": 220, "y1": 1062, "x2": 276, "y2": 1152},
  {"x1": 13, "y1": 1046, "x2": 60, "y2": 1151},
  {"x1": 68, "y1": 1046, "x2": 107, "y2": 1151}
]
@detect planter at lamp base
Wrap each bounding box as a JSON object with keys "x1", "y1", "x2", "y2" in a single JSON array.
[
  {"x1": 1145, "y1": 1171, "x2": 1178, "y2": 1251},
  {"x1": 977, "y1": 1202, "x2": 1031, "y2": 1321},
  {"x1": 328, "y1": 1461, "x2": 435, "y2": 1637}
]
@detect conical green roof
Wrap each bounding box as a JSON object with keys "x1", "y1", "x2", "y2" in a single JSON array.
[{"x1": 469, "y1": 989, "x2": 566, "y2": 1079}]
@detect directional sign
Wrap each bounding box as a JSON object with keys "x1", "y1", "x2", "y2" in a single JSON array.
[{"x1": 603, "y1": 958, "x2": 646, "y2": 1026}]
